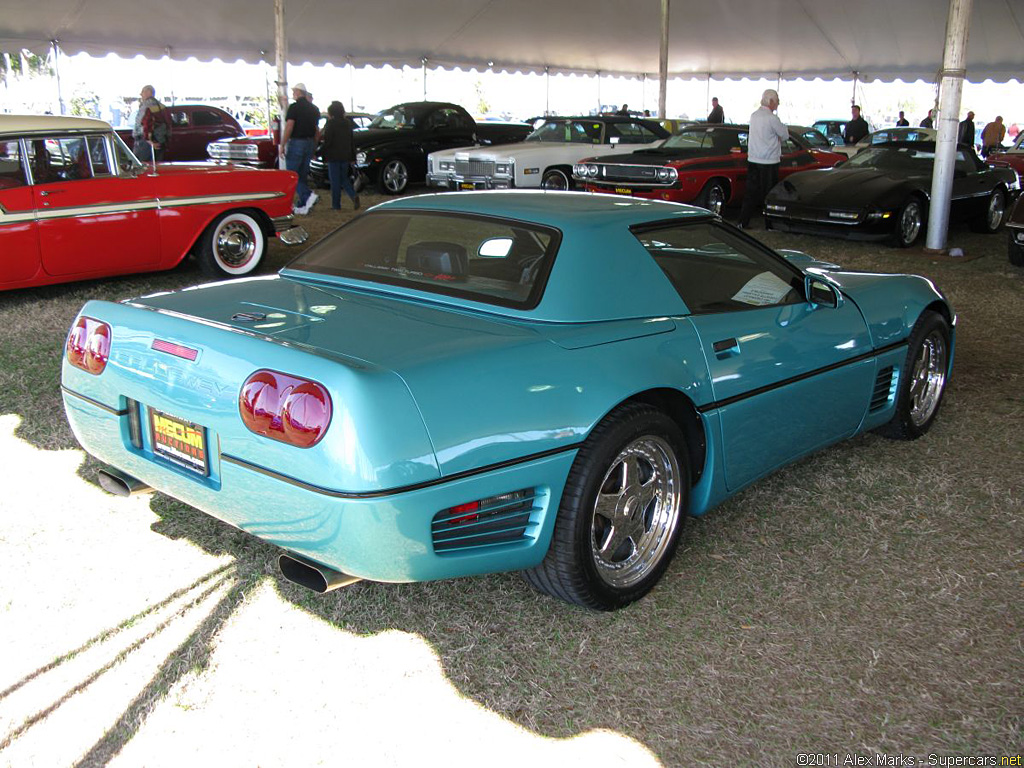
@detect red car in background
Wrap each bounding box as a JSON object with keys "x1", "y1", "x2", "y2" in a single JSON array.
[
  {"x1": 0, "y1": 115, "x2": 307, "y2": 291},
  {"x1": 208, "y1": 111, "x2": 374, "y2": 169},
  {"x1": 116, "y1": 104, "x2": 246, "y2": 162},
  {"x1": 985, "y1": 131, "x2": 1024, "y2": 181},
  {"x1": 574, "y1": 124, "x2": 846, "y2": 214}
]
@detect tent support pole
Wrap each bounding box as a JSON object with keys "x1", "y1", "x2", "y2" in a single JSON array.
[
  {"x1": 658, "y1": 0, "x2": 669, "y2": 118},
  {"x1": 851, "y1": 71, "x2": 858, "y2": 104},
  {"x1": 348, "y1": 56, "x2": 354, "y2": 111},
  {"x1": 274, "y1": 0, "x2": 288, "y2": 170},
  {"x1": 706, "y1": 73, "x2": 710, "y2": 115},
  {"x1": 422, "y1": 58, "x2": 427, "y2": 100},
  {"x1": 545, "y1": 67, "x2": 550, "y2": 115},
  {"x1": 50, "y1": 40, "x2": 65, "y2": 115},
  {"x1": 926, "y1": 0, "x2": 973, "y2": 252}
]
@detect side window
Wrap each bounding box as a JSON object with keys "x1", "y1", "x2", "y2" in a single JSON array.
[
  {"x1": 633, "y1": 221, "x2": 803, "y2": 314},
  {"x1": 614, "y1": 122, "x2": 661, "y2": 144},
  {"x1": 0, "y1": 140, "x2": 27, "y2": 189},
  {"x1": 27, "y1": 136, "x2": 102, "y2": 184},
  {"x1": 191, "y1": 110, "x2": 223, "y2": 127},
  {"x1": 170, "y1": 110, "x2": 190, "y2": 127},
  {"x1": 450, "y1": 109, "x2": 474, "y2": 131},
  {"x1": 955, "y1": 150, "x2": 978, "y2": 173},
  {"x1": 781, "y1": 137, "x2": 798, "y2": 153}
]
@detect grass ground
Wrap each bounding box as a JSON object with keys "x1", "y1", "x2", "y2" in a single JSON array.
[{"x1": 0, "y1": 190, "x2": 1021, "y2": 767}]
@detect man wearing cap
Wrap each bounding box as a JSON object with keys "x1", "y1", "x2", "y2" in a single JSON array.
[
  {"x1": 281, "y1": 83, "x2": 321, "y2": 214},
  {"x1": 738, "y1": 88, "x2": 788, "y2": 229}
]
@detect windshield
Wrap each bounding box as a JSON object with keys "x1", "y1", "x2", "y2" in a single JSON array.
[
  {"x1": 368, "y1": 107, "x2": 415, "y2": 130},
  {"x1": 111, "y1": 131, "x2": 143, "y2": 173},
  {"x1": 844, "y1": 146, "x2": 965, "y2": 173},
  {"x1": 800, "y1": 129, "x2": 831, "y2": 149},
  {"x1": 286, "y1": 211, "x2": 560, "y2": 309},
  {"x1": 525, "y1": 120, "x2": 605, "y2": 144},
  {"x1": 662, "y1": 127, "x2": 746, "y2": 152}
]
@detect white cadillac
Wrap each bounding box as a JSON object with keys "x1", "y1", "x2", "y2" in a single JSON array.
[{"x1": 426, "y1": 116, "x2": 670, "y2": 191}]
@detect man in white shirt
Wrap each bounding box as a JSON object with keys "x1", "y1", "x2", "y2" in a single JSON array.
[{"x1": 738, "y1": 89, "x2": 789, "y2": 229}]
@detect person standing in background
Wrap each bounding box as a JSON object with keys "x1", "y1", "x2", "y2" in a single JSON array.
[
  {"x1": 981, "y1": 116, "x2": 1006, "y2": 157},
  {"x1": 896, "y1": 110, "x2": 909, "y2": 127},
  {"x1": 738, "y1": 89, "x2": 788, "y2": 229},
  {"x1": 920, "y1": 109, "x2": 935, "y2": 129},
  {"x1": 958, "y1": 111, "x2": 976, "y2": 147},
  {"x1": 844, "y1": 105, "x2": 869, "y2": 145},
  {"x1": 707, "y1": 97, "x2": 725, "y2": 124},
  {"x1": 281, "y1": 82, "x2": 321, "y2": 215},
  {"x1": 320, "y1": 101, "x2": 360, "y2": 211},
  {"x1": 133, "y1": 85, "x2": 171, "y2": 162}
]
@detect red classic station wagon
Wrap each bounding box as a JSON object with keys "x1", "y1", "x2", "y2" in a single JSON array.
[{"x1": 0, "y1": 115, "x2": 308, "y2": 291}]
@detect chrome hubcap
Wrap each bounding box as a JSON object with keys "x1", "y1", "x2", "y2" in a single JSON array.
[
  {"x1": 707, "y1": 185, "x2": 725, "y2": 215},
  {"x1": 908, "y1": 330, "x2": 947, "y2": 427},
  {"x1": 988, "y1": 191, "x2": 1005, "y2": 229},
  {"x1": 590, "y1": 436, "x2": 681, "y2": 589},
  {"x1": 900, "y1": 202, "x2": 922, "y2": 244},
  {"x1": 542, "y1": 172, "x2": 568, "y2": 190},
  {"x1": 383, "y1": 161, "x2": 407, "y2": 192},
  {"x1": 216, "y1": 221, "x2": 256, "y2": 267}
]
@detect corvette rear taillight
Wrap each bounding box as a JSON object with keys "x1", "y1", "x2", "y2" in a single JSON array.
[
  {"x1": 66, "y1": 317, "x2": 112, "y2": 375},
  {"x1": 239, "y1": 369, "x2": 332, "y2": 448}
]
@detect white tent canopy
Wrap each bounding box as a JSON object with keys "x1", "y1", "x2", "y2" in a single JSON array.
[{"x1": 2, "y1": 0, "x2": 1022, "y2": 82}]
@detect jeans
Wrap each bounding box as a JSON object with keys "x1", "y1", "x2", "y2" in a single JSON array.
[
  {"x1": 739, "y1": 161, "x2": 779, "y2": 227},
  {"x1": 327, "y1": 161, "x2": 357, "y2": 208},
  {"x1": 285, "y1": 137, "x2": 315, "y2": 207}
]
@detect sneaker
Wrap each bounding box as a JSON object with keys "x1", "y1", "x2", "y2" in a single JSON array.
[
  {"x1": 352, "y1": 195, "x2": 361, "y2": 210},
  {"x1": 305, "y1": 192, "x2": 319, "y2": 212}
]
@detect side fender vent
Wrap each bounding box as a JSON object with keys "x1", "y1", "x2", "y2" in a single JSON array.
[
  {"x1": 431, "y1": 488, "x2": 540, "y2": 554},
  {"x1": 870, "y1": 365, "x2": 896, "y2": 411}
]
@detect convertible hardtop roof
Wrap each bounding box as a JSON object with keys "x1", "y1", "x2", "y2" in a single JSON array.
[
  {"x1": 0, "y1": 114, "x2": 112, "y2": 134},
  {"x1": 372, "y1": 189, "x2": 712, "y2": 229},
  {"x1": 866, "y1": 140, "x2": 975, "y2": 153}
]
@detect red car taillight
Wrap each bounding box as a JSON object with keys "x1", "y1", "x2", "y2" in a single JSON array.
[
  {"x1": 66, "y1": 317, "x2": 111, "y2": 375},
  {"x1": 239, "y1": 369, "x2": 332, "y2": 448}
]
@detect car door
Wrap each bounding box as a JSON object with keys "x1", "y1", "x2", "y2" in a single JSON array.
[
  {"x1": 779, "y1": 135, "x2": 820, "y2": 175},
  {"x1": 185, "y1": 108, "x2": 242, "y2": 160},
  {"x1": 636, "y1": 221, "x2": 875, "y2": 491},
  {"x1": 0, "y1": 137, "x2": 42, "y2": 284},
  {"x1": 952, "y1": 149, "x2": 996, "y2": 218},
  {"x1": 31, "y1": 132, "x2": 160, "y2": 277}
]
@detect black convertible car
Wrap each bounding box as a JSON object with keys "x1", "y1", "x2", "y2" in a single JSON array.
[{"x1": 764, "y1": 142, "x2": 1019, "y2": 247}]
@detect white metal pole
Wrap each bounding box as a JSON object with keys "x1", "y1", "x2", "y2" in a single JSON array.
[
  {"x1": 706, "y1": 73, "x2": 710, "y2": 116},
  {"x1": 926, "y1": 0, "x2": 973, "y2": 252},
  {"x1": 596, "y1": 71, "x2": 601, "y2": 113},
  {"x1": 851, "y1": 71, "x2": 858, "y2": 105},
  {"x1": 50, "y1": 40, "x2": 65, "y2": 115},
  {"x1": 274, "y1": 0, "x2": 288, "y2": 170},
  {"x1": 422, "y1": 58, "x2": 427, "y2": 100},
  {"x1": 348, "y1": 56, "x2": 354, "y2": 111},
  {"x1": 659, "y1": 0, "x2": 669, "y2": 119},
  {"x1": 545, "y1": 67, "x2": 550, "y2": 115}
]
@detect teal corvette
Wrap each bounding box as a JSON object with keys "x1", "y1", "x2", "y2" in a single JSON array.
[{"x1": 61, "y1": 192, "x2": 954, "y2": 610}]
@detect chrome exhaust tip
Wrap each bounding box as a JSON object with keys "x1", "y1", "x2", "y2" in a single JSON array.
[
  {"x1": 278, "y1": 553, "x2": 361, "y2": 593},
  {"x1": 97, "y1": 467, "x2": 152, "y2": 497}
]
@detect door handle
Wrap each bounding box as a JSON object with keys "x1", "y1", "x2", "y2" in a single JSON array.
[
  {"x1": 39, "y1": 189, "x2": 64, "y2": 196},
  {"x1": 713, "y1": 337, "x2": 739, "y2": 358}
]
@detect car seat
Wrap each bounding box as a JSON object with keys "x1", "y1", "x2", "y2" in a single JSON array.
[{"x1": 405, "y1": 241, "x2": 468, "y2": 276}]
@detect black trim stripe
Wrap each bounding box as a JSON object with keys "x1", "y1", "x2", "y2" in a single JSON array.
[
  {"x1": 61, "y1": 386, "x2": 128, "y2": 416},
  {"x1": 221, "y1": 442, "x2": 583, "y2": 500},
  {"x1": 696, "y1": 340, "x2": 908, "y2": 413}
]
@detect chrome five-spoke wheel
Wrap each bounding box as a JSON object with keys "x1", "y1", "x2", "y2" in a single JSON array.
[
  {"x1": 591, "y1": 436, "x2": 682, "y2": 589},
  {"x1": 907, "y1": 329, "x2": 947, "y2": 428}
]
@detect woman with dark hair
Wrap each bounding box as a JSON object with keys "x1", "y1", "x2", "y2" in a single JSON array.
[{"x1": 320, "y1": 100, "x2": 360, "y2": 210}]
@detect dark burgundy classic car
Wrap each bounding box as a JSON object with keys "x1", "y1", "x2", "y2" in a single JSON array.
[{"x1": 116, "y1": 104, "x2": 246, "y2": 162}]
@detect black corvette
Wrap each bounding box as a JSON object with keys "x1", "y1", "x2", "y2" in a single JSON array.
[{"x1": 764, "y1": 141, "x2": 1019, "y2": 247}]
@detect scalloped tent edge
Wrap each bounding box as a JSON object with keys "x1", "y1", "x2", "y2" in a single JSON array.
[{"x1": 2, "y1": 0, "x2": 1022, "y2": 84}]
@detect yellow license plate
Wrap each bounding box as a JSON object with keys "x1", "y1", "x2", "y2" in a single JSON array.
[
  {"x1": 615, "y1": 187, "x2": 633, "y2": 195},
  {"x1": 149, "y1": 408, "x2": 209, "y2": 476},
  {"x1": 459, "y1": 183, "x2": 477, "y2": 190}
]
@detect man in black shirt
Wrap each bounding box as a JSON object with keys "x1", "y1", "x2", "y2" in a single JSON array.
[
  {"x1": 958, "y1": 111, "x2": 976, "y2": 148},
  {"x1": 707, "y1": 97, "x2": 724, "y2": 124},
  {"x1": 281, "y1": 82, "x2": 321, "y2": 214},
  {"x1": 843, "y1": 105, "x2": 869, "y2": 145},
  {"x1": 896, "y1": 110, "x2": 909, "y2": 127},
  {"x1": 920, "y1": 109, "x2": 935, "y2": 129}
]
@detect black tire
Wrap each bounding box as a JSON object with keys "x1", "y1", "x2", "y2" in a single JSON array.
[
  {"x1": 1010, "y1": 231, "x2": 1024, "y2": 267},
  {"x1": 541, "y1": 168, "x2": 572, "y2": 191},
  {"x1": 695, "y1": 179, "x2": 727, "y2": 215},
  {"x1": 970, "y1": 186, "x2": 1007, "y2": 233},
  {"x1": 893, "y1": 197, "x2": 925, "y2": 248},
  {"x1": 196, "y1": 211, "x2": 266, "y2": 278},
  {"x1": 875, "y1": 311, "x2": 951, "y2": 440},
  {"x1": 523, "y1": 403, "x2": 690, "y2": 610},
  {"x1": 377, "y1": 158, "x2": 409, "y2": 194}
]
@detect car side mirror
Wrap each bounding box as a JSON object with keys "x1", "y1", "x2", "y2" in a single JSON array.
[{"x1": 805, "y1": 275, "x2": 841, "y2": 309}]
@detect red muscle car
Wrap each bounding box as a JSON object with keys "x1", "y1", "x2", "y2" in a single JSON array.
[
  {"x1": 575, "y1": 124, "x2": 846, "y2": 214},
  {"x1": 985, "y1": 131, "x2": 1024, "y2": 181},
  {"x1": 0, "y1": 115, "x2": 307, "y2": 291}
]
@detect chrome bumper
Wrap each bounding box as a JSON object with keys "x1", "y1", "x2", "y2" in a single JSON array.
[{"x1": 271, "y1": 215, "x2": 309, "y2": 246}]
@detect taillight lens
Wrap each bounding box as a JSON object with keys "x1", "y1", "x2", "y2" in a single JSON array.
[
  {"x1": 66, "y1": 317, "x2": 112, "y2": 375},
  {"x1": 239, "y1": 369, "x2": 332, "y2": 448}
]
